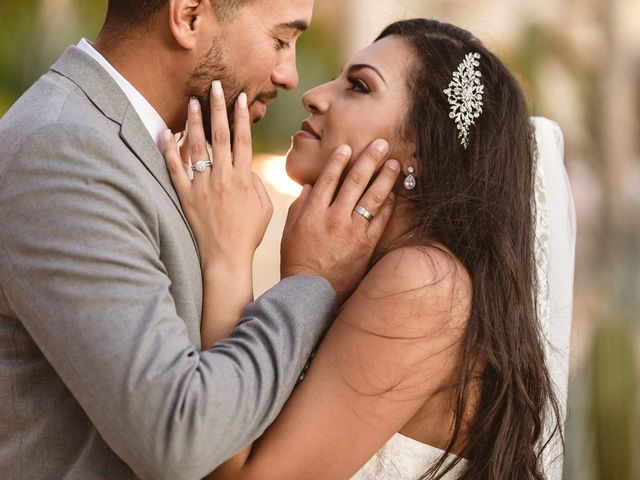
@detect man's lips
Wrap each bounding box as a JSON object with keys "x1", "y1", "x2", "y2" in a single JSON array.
[{"x1": 297, "y1": 120, "x2": 321, "y2": 140}]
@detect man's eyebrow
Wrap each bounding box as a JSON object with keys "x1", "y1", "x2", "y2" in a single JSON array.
[
  {"x1": 277, "y1": 20, "x2": 309, "y2": 32},
  {"x1": 347, "y1": 64, "x2": 387, "y2": 84}
]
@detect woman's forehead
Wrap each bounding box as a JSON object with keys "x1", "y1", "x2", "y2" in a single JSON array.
[{"x1": 345, "y1": 36, "x2": 413, "y2": 81}]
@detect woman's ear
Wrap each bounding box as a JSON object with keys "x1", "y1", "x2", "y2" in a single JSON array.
[{"x1": 168, "y1": 0, "x2": 217, "y2": 50}]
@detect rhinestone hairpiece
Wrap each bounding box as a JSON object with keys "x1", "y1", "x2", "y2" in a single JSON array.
[{"x1": 443, "y1": 52, "x2": 485, "y2": 149}]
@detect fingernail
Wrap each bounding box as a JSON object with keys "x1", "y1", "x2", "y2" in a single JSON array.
[
  {"x1": 373, "y1": 139, "x2": 389, "y2": 153},
  {"x1": 238, "y1": 92, "x2": 247, "y2": 108},
  {"x1": 189, "y1": 97, "x2": 200, "y2": 113},
  {"x1": 212, "y1": 80, "x2": 223, "y2": 98},
  {"x1": 336, "y1": 145, "x2": 351, "y2": 157},
  {"x1": 387, "y1": 159, "x2": 400, "y2": 171}
]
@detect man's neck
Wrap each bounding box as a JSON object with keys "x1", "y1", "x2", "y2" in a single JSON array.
[{"x1": 93, "y1": 35, "x2": 187, "y2": 132}]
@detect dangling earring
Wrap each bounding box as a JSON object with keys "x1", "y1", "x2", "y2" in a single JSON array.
[{"x1": 404, "y1": 167, "x2": 416, "y2": 190}]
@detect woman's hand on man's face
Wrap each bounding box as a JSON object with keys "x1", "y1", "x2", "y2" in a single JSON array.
[{"x1": 162, "y1": 81, "x2": 273, "y2": 271}]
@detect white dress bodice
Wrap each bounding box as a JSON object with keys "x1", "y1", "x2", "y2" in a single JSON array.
[{"x1": 351, "y1": 434, "x2": 466, "y2": 479}]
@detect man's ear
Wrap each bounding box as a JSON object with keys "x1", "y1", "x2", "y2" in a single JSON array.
[{"x1": 168, "y1": 0, "x2": 217, "y2": 50}]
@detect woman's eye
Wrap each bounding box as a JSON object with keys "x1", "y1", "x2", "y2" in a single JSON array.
[{"x1": 347, "y1": 76, "x2": 370, "y2": 94}]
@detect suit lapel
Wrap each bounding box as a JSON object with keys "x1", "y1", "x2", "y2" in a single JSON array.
[
  {"x1": 50, "y1": 46, "x2": 198, "y2": 255},
  {"x1": 119, "y1": 105, "x2": 198, "y2": 253}
]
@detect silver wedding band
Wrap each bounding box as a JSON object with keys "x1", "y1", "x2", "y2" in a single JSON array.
[
  {"x1": 354, "y1": 204, "x2": 374, "y2": 222},
  {"x1": 191, "y1": 160, "x2": 213, "y2": 173}
]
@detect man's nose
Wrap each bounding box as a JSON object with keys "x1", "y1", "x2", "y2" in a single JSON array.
[{"x1": 272, "y1": 49, "x2": 299, "y2": 91}]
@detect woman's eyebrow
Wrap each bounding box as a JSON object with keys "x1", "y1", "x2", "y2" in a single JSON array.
[{"x1": 347, "y1": 64, "x2": 387, "y2": 84}]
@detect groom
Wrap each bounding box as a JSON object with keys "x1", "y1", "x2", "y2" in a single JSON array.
[{"x1": 0, "y1": 1, "x2": 397, "y2": 479}]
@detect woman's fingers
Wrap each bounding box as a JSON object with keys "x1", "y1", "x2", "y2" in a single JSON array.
[
  {"x1": 162, "y1": 129, "x2": 191, "y2": 197},
  {"x1": 251, "y1": 173, "x2": 273, "y2": 214},
  {"x1": 233, "y1": 92, "x2": 253, "y2": 173},
  {"x1": 210, "y1": 80, "x2": 233, "y2": 171},
  {"x1": 177, "y1": 129, "x2": 192, "y2": 176},
  {"x1": 351, "y1": 159, "x2": 400, "y2": 227},
  {"x1": 187, "y1": 98, "x2": 211, "y2": 183}
]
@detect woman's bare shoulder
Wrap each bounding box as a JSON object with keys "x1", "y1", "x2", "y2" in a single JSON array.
[{"x1": 344, "y1": 245, "x2": 472, "y2": 336}]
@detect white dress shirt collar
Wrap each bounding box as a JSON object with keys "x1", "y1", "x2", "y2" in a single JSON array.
[{"x1": 77, "y1": 38, "x2": 167, "y2": 149}]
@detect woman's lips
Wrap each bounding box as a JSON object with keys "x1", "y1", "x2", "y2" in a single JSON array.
[{"x1": 294, "y1": 120, "x2": 321, "y2": 140}]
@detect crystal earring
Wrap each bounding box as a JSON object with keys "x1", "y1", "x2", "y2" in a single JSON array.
[{"x1": 404, "y1": 167, "x2": 416, "y2": 190}]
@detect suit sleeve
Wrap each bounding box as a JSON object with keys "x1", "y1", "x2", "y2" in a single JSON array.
[{"x1": 0, "y1": 125, "x2": 335, "y2": 480}]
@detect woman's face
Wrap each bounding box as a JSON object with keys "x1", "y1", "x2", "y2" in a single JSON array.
[{"x1": 286, "y1": 35, "x2": 414, "y2": 185}]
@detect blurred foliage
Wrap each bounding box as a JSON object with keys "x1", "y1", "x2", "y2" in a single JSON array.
[{"x1": 0, "y1": 0, "x2": 107, "y2": 113}]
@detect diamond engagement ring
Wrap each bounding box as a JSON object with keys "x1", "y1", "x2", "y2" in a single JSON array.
[
  {"x1": 191, "y1": 160, "x2": 213, "y2": 173},
  {"x1": 353, "y1": 204, "x2": 374, "y2": 222}
]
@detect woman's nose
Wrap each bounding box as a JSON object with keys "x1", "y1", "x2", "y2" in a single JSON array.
[{"x1": 302, "y1": 83, "x2": 331, "y2": 114}]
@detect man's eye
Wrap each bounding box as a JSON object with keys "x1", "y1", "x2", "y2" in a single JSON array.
[
  {"x1": 347, "y1": 76, "x2": 370, "y2": 94},
  {"x1": 275, "y1": 38, "x2": 291, "y2": 51}
]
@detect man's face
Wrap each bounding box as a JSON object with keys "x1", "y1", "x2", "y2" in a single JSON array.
[{"x1": 186, "y1": 0, "x2": 314, "y2": 136}]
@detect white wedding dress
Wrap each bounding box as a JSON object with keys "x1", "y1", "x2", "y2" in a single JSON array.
[
  {"x1": 351, "y1": 433, "x2": 466, "y2": 479},
  {"x1": 349, "y1": 117, "x2": 575, "y2": 480}
]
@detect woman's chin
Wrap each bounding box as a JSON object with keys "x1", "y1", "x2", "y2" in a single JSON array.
[{"x1": 285, "y1": 151, "x2": 318, "y2": 187}]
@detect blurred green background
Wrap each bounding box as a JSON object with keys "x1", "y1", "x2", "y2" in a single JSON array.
[{"x1": 1, "y1": 1, "x2": 638, "y2": 478}]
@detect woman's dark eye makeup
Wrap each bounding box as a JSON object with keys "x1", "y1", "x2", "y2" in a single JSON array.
[{"x1": 346, "y1": 76, "x2": 370, "y2": 94}]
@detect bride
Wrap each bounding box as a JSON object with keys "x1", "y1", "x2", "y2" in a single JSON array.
[{"x1": 163, "y1": 18, "x2": 570, "y2": 480}]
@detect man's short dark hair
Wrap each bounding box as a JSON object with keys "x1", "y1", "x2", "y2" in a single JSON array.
[{"x1": 105, "y1": 0, "x2": 248, "y2": 28}]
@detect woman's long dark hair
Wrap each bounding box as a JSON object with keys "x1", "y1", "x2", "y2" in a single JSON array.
[{"x1": 376, "y1": 19, "x2": 562, "y2": 479}]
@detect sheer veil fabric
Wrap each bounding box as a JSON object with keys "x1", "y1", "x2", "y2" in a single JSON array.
[{"x1": 349, "y1": 118, "x2": 576, "y2": 480}]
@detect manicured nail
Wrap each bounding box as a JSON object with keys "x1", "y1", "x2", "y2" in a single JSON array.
[
  {"x1": 212, "y1": 80, "x2": 223, "y2": 98},
  {"x1": 189, "y1": 97, "x2": 200, "y2": 113},
  {"x1": 373, "y1": 139, "x2": 389, "y2": 153},
  {"x1": 386, "y1": 159, "x2": 400, "y2": 171},
  {"x1": 336, "y1": 145, "x2": 351, "y2": 157},
  {"x1": 238, "y1": 92, "x2": 247, "y2": 108}
]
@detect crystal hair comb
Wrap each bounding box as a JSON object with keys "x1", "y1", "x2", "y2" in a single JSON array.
[{"x1": 443, "y1": 52, "x2": 485, "y2": 149}]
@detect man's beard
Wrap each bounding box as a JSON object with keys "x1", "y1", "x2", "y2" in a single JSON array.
[
  {"x1": 186, "y1": 40, "x2": 241, "y2": 144},
  {"x1": 185, "y1": 39, "x2": 278, "y2": 143}
]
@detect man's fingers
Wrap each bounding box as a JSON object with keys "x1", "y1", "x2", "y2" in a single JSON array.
[
  {"x1": 351, "y1": 159, "x2": 401, "y2": 226},
  {"x1": 210, "y1": 80, "x2": 233, "y2": 171},
  {"x1": 333, "y1": 139, "x2": 389, "y2": 212},
  {"x1": 187, "y1": 98, "x2": 211, "y2": 183},
  {"x1": 366, "y1": 191, "x2": 396, "y2": 242},
  {"x1": 162, "y1": 129, "x2": 191, "y2": 197},
  {"x1": 286, "y1": 184, "x2": 312, "y2": 227},
  {"x1": 307, "y1": 145, "x2": 352, "y2": 208},
  {"x1": 233, "y1": 92, "x2": 253, "y2": 173}
]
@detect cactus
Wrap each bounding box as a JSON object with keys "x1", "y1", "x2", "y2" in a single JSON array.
[{"x1": 591, "y1": 323, "x2": 638, "y2": 480}]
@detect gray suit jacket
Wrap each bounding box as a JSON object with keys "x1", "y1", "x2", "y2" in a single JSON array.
[{"x1": 0, "y1": 46, "x2": 335, "y2": 480}]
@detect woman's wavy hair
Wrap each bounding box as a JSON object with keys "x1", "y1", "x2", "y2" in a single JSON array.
[{"x1": 376, "y1": 19, "x2": 562, "y2": 479}]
